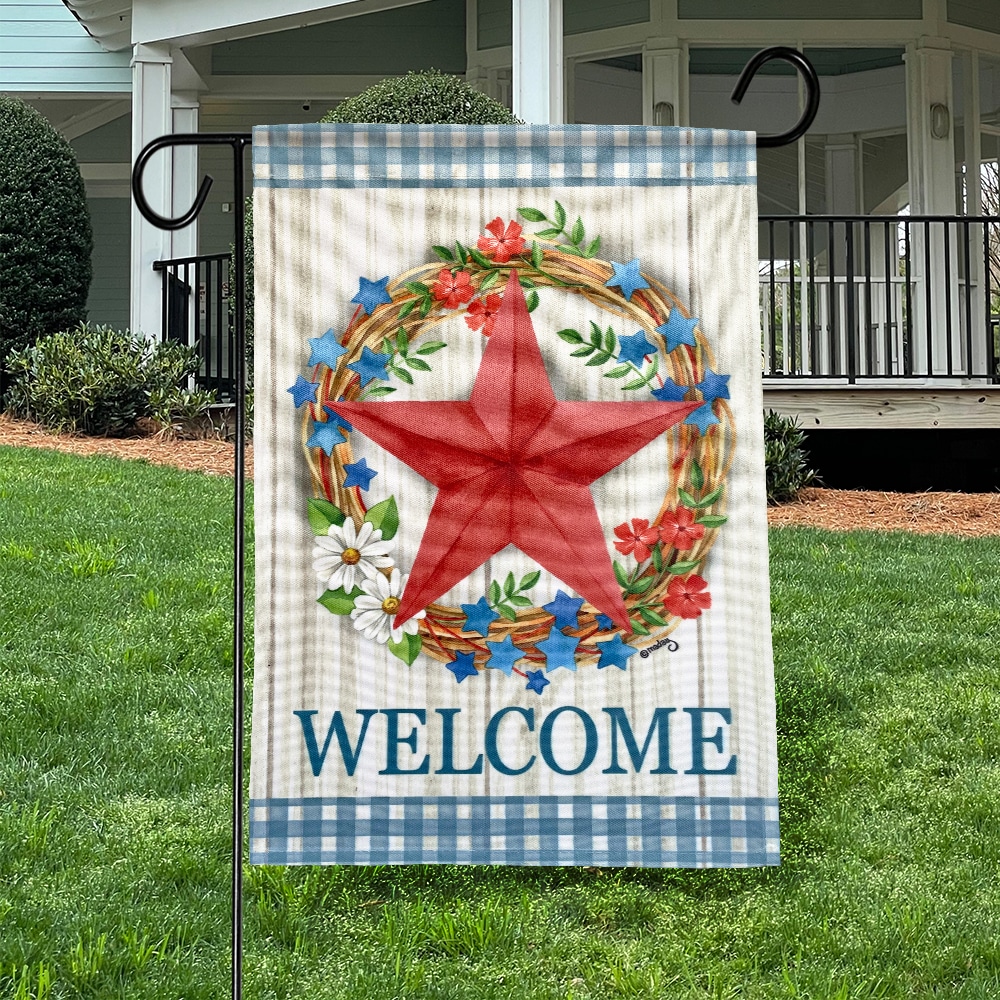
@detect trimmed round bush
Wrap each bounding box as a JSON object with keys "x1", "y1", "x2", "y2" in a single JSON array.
[
  {"x1": 321, "y1": 69, "x2": 520, "y2": 125},
  {"x1": 0, "y1": 97, "x2": 93, "y2": 365}
]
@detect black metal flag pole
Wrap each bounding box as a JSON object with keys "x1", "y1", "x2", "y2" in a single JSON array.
[{"x1": 132, "y1": 132, "x2": 252, "y2": 1000}]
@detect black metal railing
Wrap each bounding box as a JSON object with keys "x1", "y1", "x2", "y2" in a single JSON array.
[
  {"x1": 759, "y1": 214, "x2": 1000, "y2": 381},
  {"x1": 153, "y1": 252, "x2": 235, "y2": 398}
]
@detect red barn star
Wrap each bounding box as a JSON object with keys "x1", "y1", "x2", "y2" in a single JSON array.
[{"x1": 329, "y1": 276, "x2": 698, "y2": 632}]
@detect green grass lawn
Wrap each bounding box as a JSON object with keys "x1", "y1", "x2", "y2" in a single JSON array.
[{"x1": 1, "y1": 445, "x2": 999, "y2": 1000}]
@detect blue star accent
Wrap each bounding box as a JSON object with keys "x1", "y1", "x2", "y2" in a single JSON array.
[
  {"x1": 537, "y1": 627, "x2": 579, "y2": 672},
  {"x1": 343, "y1": 458, "x2": 377, "y2": 490},
  {"x1": 485, "y1": 634, "x2": 525, "y2": 677},
  {"x1": 351, "y1": 275, "x2": 392, "y2": 316},
  {"x1": 685, "y1": 403, "x2": 720, "y2": 435},
  {"x1": 460, "y1": 597, "x2": 500, "y2": 636},
  {"x1": 287, "y1": 375, "x2": 319, "y2": 407},
  {"x1": 308, "y1": 329, "x2": 347, "y2": 368},
  {"x1": 696, "y1": 367, "x2": 731, "y2": 403},
  {"x1": 542, "y1": 590, "x2": 584, "y2": 630},
  {"x1": 306, "y1": 419, "x2": 346, "y2": 455},
  {"x1": 596, "y1": 635, "x2": 637, "y2": 671},
  {"x1": 617, "y1": 330, "x2": 656, "y2": 367},
  {"x1": 525, "y1": 670, "x2": 550, "y2": 695},
  {"x1": 656, "y1": 310, "x2": 699, "y2": 353},
  {"x1": 595, "y1": 614, "x2": 615, "y2": 631},
  {"x1": 347, "y1": 346, "x2": 391, "y2": 387},
  {"x1": 605, "y1": 258, "x2": 649, "y2": 301},
  {"x1": 447, "y1": 651, "x2": 478, "y2": 683},
  {"x1": 650, "y1": 378, "x2": 690, "y2": 402},
  {"x1": 323, "y1": 403, "x2": 353, "y2": 432}
]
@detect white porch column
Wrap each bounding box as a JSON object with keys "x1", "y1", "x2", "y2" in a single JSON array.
[
  {"x1": 512, "y1": 0, "x2": 563, "y2": 124},
  {"x1": 642, "y1": 41, "x2": 688, "y2": 128},
  {"x1": 170, "y1": 92, "x2": 200, "y2": 262},
  {"x1": 962, "y1": 50, "x2": 989, "y2": 377},
  {"x1": 905, "y1": 38, "x2": 957, "y2": 374},
  {"x1": 130, "y1": 43, "x2": 173, "y2": 340}
]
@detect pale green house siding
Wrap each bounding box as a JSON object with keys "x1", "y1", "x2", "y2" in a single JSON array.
[
  {"x1": 85, "y1": 198, "x2": 130, "y2": 331},
  {"x1": 0, "y1": 0, "x2": 130, "y2": 92}
]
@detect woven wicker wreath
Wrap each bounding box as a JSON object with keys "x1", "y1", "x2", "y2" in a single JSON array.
[{"x1": 301, "y1": 206, "x2": 735, "y2": 673}]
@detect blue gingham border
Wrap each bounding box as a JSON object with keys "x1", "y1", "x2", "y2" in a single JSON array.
[
  {"x1": 252, "y1": 124, "x2": 756, "y2": 189},
  {"x1": 250, "y1": 796, "x2": 779, "y2": 867}
]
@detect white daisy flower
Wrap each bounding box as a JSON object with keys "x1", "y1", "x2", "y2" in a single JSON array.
[
  {"x1": 350, "y1": 568, "x2": 426, "y2": 645},
  {"x1": 312, "y1": 519, "x2": 393, "y2": 593}
]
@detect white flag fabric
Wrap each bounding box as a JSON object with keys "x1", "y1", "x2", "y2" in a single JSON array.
[{"x1": 249, "y1": 124, "x2": 779, "y2": 867}]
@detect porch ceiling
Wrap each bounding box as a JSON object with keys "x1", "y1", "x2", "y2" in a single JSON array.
[{"x1": 61, "y1": 0, "x2": 431, "y2": 52}]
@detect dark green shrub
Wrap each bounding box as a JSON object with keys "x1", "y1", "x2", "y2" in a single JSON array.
[
  {"x1": 0, "y1": 97, "x2": 93, "y2": 367},
  {"x1": 240, "y1": 71, "x2": 517, "y2": 392},
  {"x1": 764, "y1": 409, "x2": 819, "y2": 503},
  {"x1": 6, "y1": 325, "x2": 214, "y2": 437}
]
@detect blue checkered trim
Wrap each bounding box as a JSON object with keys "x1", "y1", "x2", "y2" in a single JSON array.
[
  {"x1": 252, "y1": 125, "x2": 756, "y2": 189},
  {"x1": 250, "y1": 796, "x2": 779, "y2": 867}
]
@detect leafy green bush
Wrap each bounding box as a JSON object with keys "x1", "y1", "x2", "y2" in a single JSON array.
[
  {"x1": 764, "y1": 409, "x2": 819, "y2": 503},
  {"x1": 6, "y1": 325, "x2": 214, "y2": 437},
  {"x1": 0, "y1": 96, "x2": 93, "y2": 367}
]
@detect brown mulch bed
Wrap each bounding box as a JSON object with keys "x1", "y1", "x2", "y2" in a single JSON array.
[{"x1": 2, "y1": 415, "x2": 997, "y2": 538}]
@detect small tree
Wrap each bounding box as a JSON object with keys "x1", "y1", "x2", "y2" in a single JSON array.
[
  {"x1": 0, "y1": 97, "x2": 93, "y2": 368},
  {"x1": 241, "y1": 71, "x2": 517, "y2": 386}
]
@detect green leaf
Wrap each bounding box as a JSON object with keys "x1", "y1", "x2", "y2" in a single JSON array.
[
  {"x1": 498, "y1": 604, "x2": 518, "y2": 622},
  {"x1": 518, "y1": 207, "x2": 547, "y2": 222},
  {"x1": 691, "y1": 460, "x2": 705, "y2": 492},
  {"x1": 697, "y1": 514, "x2": 728, "y2": 528},
  {"x1": 418, "y1": 297, "x2": 433, "y2": 318},
  {"x1": 432, "y1": 244, "x2": 455, "y2": 262},
  {"x1": 639, "y1": 606, "x2": 668, "y2": 627},
  {"x1": 613, "y1": 561, "x2": 629, "y2": 588},
  {"x1": 455, "y1": 241, "x2": 468, "y2": 263},
  {"x1": 518, "y1": 275, "x2": 536, "y2": 289},
  {"x1": 404, "y1": 281, "x2": 429, "y2": 297},
  {"x1": 570, "y1": 346, "x2": 595, "y2": 358},
  {"x1": 404, "y1": 356, "x2": 432, "y2": 371},
  {"x1": 667, "y1": 560, "x2": 700, "y2": 576},
  {"x1": 415, "y1": 340, "x2": 447, "y2": 355},
  {"x1": 395, "y1": 328, "x2": 408, "y2": 354},
  {"x1": 489, "y1": 580, "x2": 502, "y2": 605},
  {"x1": 557, "y1": 328, "x2": 584, "y2": 344},
  {"x1": 621, "y1": 378, "x2": 647, "y2": 391},
  {"x1": 627, "y1": 575, "x2": 654, "y2": 595},
  {"x1": 536, "y1": 227, "x2": 562, "y2": 238},
  {"x1": 651, "y1": 545, "x2": 664, "y2": 573},
  {"x1": 519, "y1": 570, "x2": 541, "y2": 591},
  {"x1": 570, "y1": 216, "x2": 584, "y2": 245},
  {"x1": 391, "y1": 366, "x2": 413, "y2": 385},
  {"x1": 525, "y1": 290, "x2": 540, "y2": 312},
  {"x1": 678, "y1": 489, "x2": 698, "y2": 508},
  {"x1": 363, "y1": 496, "x2": 399, "y2": 540},
  {"x1": 554, "y1": 201, "x2": 566, "y2": 230},
  {"x1": 584, "y1": 236, "x2": 602, "y2": 258},
  {"x1": 604, "y1": 365, "x2": 631, "y2": 379},
  {"x1": 387, "y1": 631, "x2": 422, "y2": 666},
  {"x1": 398, "y1": 299, "x2": 417, "y2": 320},
  {"x1": 531, "y1": 241, "x2": 543, "y2": 271},
  {"x1": 630, "y1": 618, "x2": 651, "y2": 636},
  {"x1": 469, "y1": 248, "x2": 492, "y2": 269},
  {"x1": 509, "y1": 595, "x2": 532, "y2": 607},
  {"x1": 585, "y1": 354, "x2": 610, "y2": 367},
  {"x1": 318, "y1": 586, "x2": 362, "y2": 615},
  {"x1": 479, "y1": 270, "x2": 500, "y2": 292},
  {"x1": 589, "y1": 322, "x2": 603, "y2": 347},
  {"x1": 603, "y1": 327, "x2": 617, "y2": 355},
  {"x1": 504, "y1": 571, "x2": 516, "y2": 596},
  {"x1": 559, "y1": 245, "x2": 585, "y2": 257},
  {"x1": 363, "y1": 385, "x2": 396, "y2": 397},
  {"x1": 382, "y1": 336, "x2": 395, "y2": 356},
  {"x1": 308, "y1": 497, "x2": 346, "y2": 534},
  {"x1": 692, "y1": 486, "x2": 723, "y2": 508}
]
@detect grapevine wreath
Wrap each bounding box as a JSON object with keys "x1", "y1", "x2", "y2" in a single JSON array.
[{"x1": 290, "y1": 203, "x2": 736, "y2": 692}]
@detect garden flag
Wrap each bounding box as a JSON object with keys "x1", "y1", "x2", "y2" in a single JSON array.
[{"x1": 249, "y1": 125, "x2": 779, "y2": 867}]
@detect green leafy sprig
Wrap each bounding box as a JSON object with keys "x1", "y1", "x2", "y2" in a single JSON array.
[
  {"x1": 557, "y1": 322, "x2": 618, "y2": 366},
  {"x1": 488, "y1": 570, "x2": 541, "y2": 622},
  {"x1": 381, "y1": 326, "x2": 446, "y2": 387},
  {"x1": 518, "y1": 202, "x2": 602, "y2": 258}
]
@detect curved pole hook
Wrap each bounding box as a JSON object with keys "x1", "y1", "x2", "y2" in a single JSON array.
[
  {"x1": 731, "y1": 46, "x2": 820, "y2": 148},
  {"x1": 131, "y1": 132, "x2": 252, "y2": 230}
]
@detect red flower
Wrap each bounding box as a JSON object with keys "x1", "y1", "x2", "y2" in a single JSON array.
[
  {"x1": 613, "y1": 518, "x2": 660, "y2": 562},
  {"x1": 664, "y1": 575, "x2": 712, "y2": 619},
  {"x1": 658, "y1": 506, "x2": 706, "y2": 551},
  {"x1": 477, "y1": 217, "x2": 527, "y2": 264},
  {"x1": 465, "y1": 293, "x2": 503, "y2": 335},
  {"x1": 431, "y1": 268, "x2": 474, "y2": 308}
]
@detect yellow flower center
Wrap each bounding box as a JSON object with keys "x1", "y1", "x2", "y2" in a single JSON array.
[
  {"x1": 341, "y1": 547, "x2": 361, "y2": 565},
  {"x1": 382, "y1": 596, "x2": 401, "y2": 615}
]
